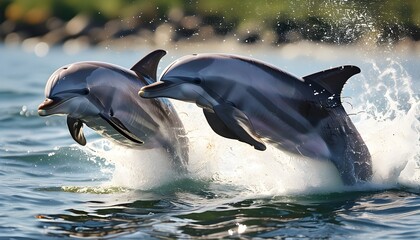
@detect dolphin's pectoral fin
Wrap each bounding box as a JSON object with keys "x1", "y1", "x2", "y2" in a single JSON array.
[
  {"x1": 67, "y1": 116, "x2": 87, "y2": 146},
  {"x1": 99, "y1": 113, "x2": 144, "y2": 145},
  {"x1": 213, "y1": 104, "x2": 266, "y2": 151},
  {"x1": 130, "y1": 49, "x2": 167, "y2": 83},
  {"x1": 203, "y1": 109, "x2": 238, "y2": 139},
  {"x1": 303, "y1": 65, "x2": 360, "y2": 96}
]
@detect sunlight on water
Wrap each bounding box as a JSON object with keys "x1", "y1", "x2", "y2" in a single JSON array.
[{"x1": 61, "y1": 186, "x2": 128, "y2": 194}]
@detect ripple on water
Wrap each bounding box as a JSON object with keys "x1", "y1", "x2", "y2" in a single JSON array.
[{"x1": 33, "y1": 190, "x2": 419, "y2": 238}]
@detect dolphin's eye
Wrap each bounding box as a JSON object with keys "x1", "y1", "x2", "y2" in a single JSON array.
[{"x1": 193, "y1": 78, "x2": 201, "y2": 84}]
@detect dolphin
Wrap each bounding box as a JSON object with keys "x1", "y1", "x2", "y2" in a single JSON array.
[
  {"x1": 139, "y1": 53, "x2": 372, "y2": 184},
  {"x1": 38, "y1": 50, "x2": 188, "y2": 169}
]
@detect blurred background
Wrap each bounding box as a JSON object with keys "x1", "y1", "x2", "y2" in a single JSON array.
[{"x1": 1, "y1": 0, "x2": 419, "y2": 54}]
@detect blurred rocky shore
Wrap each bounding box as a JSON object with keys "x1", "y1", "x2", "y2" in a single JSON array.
[{"x1": 1, "y1": 1, "x2": 419, "y2": 55}]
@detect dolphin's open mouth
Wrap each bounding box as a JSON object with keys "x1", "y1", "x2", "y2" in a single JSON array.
[
  {"x1": 139, "y1": 81, "x2": 175, "y2": 98},
  {"x1": 38, "y1": 98, "x2": 67, "y2": 116}
]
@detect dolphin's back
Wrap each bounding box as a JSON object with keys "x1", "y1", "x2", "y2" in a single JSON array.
[{"x1": 164, "y1": 54, "x2": 311, "y2": 105}]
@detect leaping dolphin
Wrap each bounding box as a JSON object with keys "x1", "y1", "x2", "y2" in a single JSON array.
[
  {"x1": 139, "y1": 53, "x2": 372, "y2": 184},
  {"x1": 38, "y1": 50, "x2": 188, "y2": 169}
]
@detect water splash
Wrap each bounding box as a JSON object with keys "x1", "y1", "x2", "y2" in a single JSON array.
[
  {"x1": 360, "y1": 58, "x2": 417, "y2": 120},
  {"x1": 355, "y1": 58, "x2": 419, "y2": 190},
  {"x1": 85, "y1": 140, "x2": 181, "y2": 190},
  {"x1": 82, "y1": 48, "x2": 419, "y2": 196}
]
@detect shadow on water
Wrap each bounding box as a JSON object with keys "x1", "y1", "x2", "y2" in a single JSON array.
[{"x1": 34, "y1": 189, "x2": 420, "y2": 239}]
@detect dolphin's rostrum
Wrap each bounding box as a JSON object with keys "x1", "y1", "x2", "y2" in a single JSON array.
[
  {"x1": 139, "y1": 53, "x2": 372, "y2": 184},
  {"x1": 39, "y1": 50, "x2": 189, "y2": 169}
]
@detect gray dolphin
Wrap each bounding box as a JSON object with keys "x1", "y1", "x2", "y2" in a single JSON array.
[
  {"x1": 38, "y1": 50, "x2": 188, "y2": 169},
  {"x1": 139, "y1": 53, "x2": 372, "y2": 184}
]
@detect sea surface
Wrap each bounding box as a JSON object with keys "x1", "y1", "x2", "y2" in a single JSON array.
[{"x1": 0, "y1": 43, "x2": 419, "y2": 239}]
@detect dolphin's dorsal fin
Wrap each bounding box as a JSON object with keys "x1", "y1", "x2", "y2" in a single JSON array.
[
  {"x1": 131, "y1": 49, "x2": 167, "y2": 82},
  {"x1": 67, "y1": 116, "x2": 87, "y2": 146},
  {"x1": 303, "y1": 65, "x2": 360, "y2": 95}
]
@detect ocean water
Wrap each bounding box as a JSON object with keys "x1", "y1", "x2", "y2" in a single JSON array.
[{"x1": 0, "y1": 43, "x2": 419, "y2": 239}]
